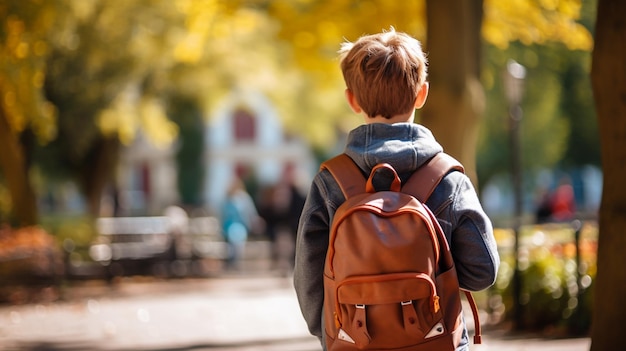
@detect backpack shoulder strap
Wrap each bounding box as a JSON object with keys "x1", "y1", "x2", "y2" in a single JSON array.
[
  {"x1": 320, "y1": 154, "x2": 366, "y2": 199},
  {"x1": 403, "y1": 153, "x2": 484, "y2": 345},
  {"x1": 402, "y1": 153, "x2": 465, "y2": 202}
]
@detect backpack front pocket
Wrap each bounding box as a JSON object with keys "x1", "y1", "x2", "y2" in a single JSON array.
[{"x1": 333, "y1": 273, "x2": 445, "y2": 349}]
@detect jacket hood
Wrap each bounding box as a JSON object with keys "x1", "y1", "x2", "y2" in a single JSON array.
[{"x1": 344, "y1": 123, "x2": 443, "y2": 177}]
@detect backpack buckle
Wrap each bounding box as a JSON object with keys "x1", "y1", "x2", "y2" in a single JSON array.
[{"x1": 433, "y1": 295, "x2": 440, "y2": 313}]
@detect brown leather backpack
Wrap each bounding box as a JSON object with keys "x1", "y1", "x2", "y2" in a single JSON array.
[{"x1": 321, "y1": 153, "x2": 481, "y2": 351}]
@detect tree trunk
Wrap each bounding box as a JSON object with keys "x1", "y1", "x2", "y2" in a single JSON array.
[
  {"x1": 423, "y1": 0, "x2": 484, "y2": 184},
  {"x1": 0, "y1": 106, "x2": 38, "y2": 226},
  {"x1": 79, "y1": 137, "x2": 120, "y2": 218},
  {"x1": 590, "y1": 0, "x2": 626, "y2": 349}
]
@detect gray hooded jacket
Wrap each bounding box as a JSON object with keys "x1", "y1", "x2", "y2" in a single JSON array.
[{"x1": 293, "y1": 123, "x2": 500, "y2": 350}]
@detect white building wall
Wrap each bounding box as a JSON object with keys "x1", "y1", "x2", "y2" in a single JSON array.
[{"x1": 204, "y1": 89, "x2": 315, "y2": 210}]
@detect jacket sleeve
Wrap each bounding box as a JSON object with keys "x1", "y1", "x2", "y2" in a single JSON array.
[
  {"x1": 293, "y1": 175, "x2": 332, "y2": 339},
  {"x1": 430, "y1": 171, "x2": 500, "y2": 291}
]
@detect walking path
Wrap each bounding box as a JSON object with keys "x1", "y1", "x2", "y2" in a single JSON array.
[{"x1": 0, "y1": 274, "x2": 591, "y2": 351}]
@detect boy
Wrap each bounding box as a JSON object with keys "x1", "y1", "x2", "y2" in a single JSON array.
[{"x1": 293, "y1": 28, "x2": 500, "y2": 350}]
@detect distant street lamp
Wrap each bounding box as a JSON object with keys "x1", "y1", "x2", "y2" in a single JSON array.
[{"x1": 504, "y1": 59, "x2": 526, "y2": 330}]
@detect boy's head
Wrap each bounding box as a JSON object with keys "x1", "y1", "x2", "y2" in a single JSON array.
[{"x1": 338, "y1": 27, "x2": 428, "y2": 119}]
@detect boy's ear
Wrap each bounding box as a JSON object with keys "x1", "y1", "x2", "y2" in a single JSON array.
[
  {"x1": 414, "y1": 82, "x2": 429, "y2": 109},
  {"x1": 345, "y1": 89, "x2": 363, "y2": 113}
]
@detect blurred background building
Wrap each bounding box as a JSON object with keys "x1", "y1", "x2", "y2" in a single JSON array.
[{"x1": 92, "y1": 89, "x2": 315, "y2": 218}]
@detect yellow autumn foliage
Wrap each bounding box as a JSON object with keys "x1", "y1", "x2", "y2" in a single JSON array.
[
  {"x1": 0, "y1": 0, "x2": 593, "y2": 150},
  {"x1": 484, "y1": 0, "x2": 592, "y2": 50},
  {"x1": 0, "y1": 6, "x2": 58, "y2": 143}
]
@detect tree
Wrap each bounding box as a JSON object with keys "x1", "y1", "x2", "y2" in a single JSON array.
[
  {"x1": 259, "y1": 0, "x2": 592, "y2": 182},
  {"x1": 166, "y1": 93, "x2": 205, "y2": 207},
  {"x1": 0, "y1": 0, "x2": 594, "y2": 226},
  {"x1": 589, "y1": 0, "x2": 626, "y2": 348},
  {"x1": 0, "y1": 0, "x2": 300, "y2": 224},
  {"x1": 41, "y1": 0, "x2": 182, "y2": 216},
  {"x1": 426, "y1": 0, "x2": 592, "y2": 182},
  {"x1": 0, "y1": 0, "x2": 62, "y2": 226},
  {"x1": 476, "y1": 0, "x2": 598, "y2": 194},
  {"x1": 422, "y1": 0, "x2": 484, "y2": 182}
]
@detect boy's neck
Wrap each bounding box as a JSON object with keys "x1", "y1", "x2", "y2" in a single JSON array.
[{"x1": 364, "y1": 111, "x2": 415, "y2": 124}]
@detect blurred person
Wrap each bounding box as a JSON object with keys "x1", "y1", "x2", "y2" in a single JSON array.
[
  {"x1": 220, "y1": 177, "x2": 260, "y2": 271},
  {"x1": 551, "y1": 176, "x2": 576, "y2": 221},
  {"x1": 534, "y1": 186, "x2": 553, "y2": 224},
  {"x1": 294, "y1": 28, "x2": 499, "y2": 351},
  {"x1": 258, "y1": 166, "x2": 305, "y2": 273}
]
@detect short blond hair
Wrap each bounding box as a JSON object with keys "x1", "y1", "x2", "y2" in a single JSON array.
[{"x1": 338, "y1": 28, "x2": 428, "y2": 119}]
